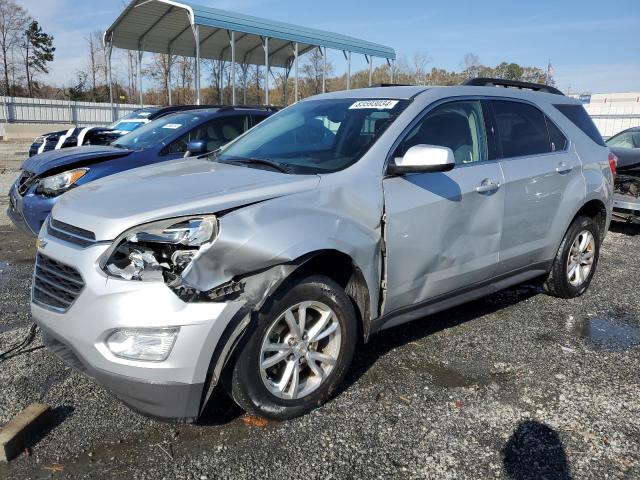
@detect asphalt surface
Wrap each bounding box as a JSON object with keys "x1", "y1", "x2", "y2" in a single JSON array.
[{"x1": 0, "y1": 158, "x2": 639, "y2": 479}]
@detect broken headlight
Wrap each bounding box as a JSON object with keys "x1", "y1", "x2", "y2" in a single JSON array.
[{"x1": 101, "y1": 216, "x2": 218, "y2": 282}]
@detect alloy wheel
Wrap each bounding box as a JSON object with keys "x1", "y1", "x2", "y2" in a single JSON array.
[{"x1": 259, "y1": 301, "x2": 341, "y2": 400}]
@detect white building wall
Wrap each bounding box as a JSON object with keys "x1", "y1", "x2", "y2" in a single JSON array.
[{"x1": 572, "y1": 92, "x2": 640, "y2": 138}]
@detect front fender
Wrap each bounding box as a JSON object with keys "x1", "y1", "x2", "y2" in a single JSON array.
[{"x1": 181, "y1": 187, "x2": 382, "y2": 318}]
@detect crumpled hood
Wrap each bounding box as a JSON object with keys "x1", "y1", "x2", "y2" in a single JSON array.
[
  {"x1": 52, "y1": 158, "x2": 321, "y2": 240},
  {"x1": 21, "y1": 145, "x2": 133, "y2": 176}
]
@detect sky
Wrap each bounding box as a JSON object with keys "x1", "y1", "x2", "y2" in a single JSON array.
[{"x1": 16, "y1": 0, "x2": 640, "y2": 94}]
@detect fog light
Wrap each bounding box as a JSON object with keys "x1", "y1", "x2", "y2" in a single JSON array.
[{"x1": 106, "y1": 327, "x2": 179, "y2": 362}]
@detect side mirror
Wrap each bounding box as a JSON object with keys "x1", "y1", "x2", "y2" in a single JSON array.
[
  {"x1": 388, "y1": 144, "x2": 455, "y2": 175},
  {"x1": 184, "y1": 140, "x2": 208, "y2": 157}
]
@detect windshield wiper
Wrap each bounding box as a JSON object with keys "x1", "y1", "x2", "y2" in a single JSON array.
[{"x1": 223, "y1": 157, "x2": 291, "y2": 174}]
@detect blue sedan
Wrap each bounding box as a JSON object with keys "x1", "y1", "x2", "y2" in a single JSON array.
[{"x1": 8, "y1": 107, "x2": 273, "y2": 235}]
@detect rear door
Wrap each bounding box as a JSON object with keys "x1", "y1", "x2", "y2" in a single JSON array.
[
  {"x1": 382, "y1": 99, "x2": 505, "y2": 313},
  {"x1": 491, "y1": 100, "x2": 581, "y2": 273}
]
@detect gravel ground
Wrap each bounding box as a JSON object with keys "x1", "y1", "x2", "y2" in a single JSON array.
[{"x1": 0, "y1": 148, "x2": 639, "y2": 478}]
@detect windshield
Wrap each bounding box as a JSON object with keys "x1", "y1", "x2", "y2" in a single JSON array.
[
  {"x1": 217, "y1": 98, "x2": 409, "y2": 174},
  {"x1": 110, "y1": 120, "x2": 146, "y2": 132},
  {"x1": 115, "y1": 108, "x2": 159, "y2": 122},
  {"x1": 112, "y1": 113, "x2": 207, "y2": 150},
  {"x1": 607, "y1": 130, "x2": 640, "y2": 149}
]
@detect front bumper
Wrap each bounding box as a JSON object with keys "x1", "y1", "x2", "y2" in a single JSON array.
[
  {"x1": 31, "y1": 229, "x2": 245, "y2": 421},
  {"x1": 8, "y1": 182, "x2": 57, "y2": 236}
]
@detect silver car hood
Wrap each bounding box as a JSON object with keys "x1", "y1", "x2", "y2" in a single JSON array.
[{"x1": 52, "y1": 158, "x2": 320, "y2": 241}]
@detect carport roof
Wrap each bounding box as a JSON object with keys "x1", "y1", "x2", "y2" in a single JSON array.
[{"x1": 105, "y1": 0, "x2": 396, "y2": 68}]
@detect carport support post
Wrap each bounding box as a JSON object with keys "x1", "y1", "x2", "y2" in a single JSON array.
[
  {"x1": 137, "y1": 49, "x2": 143, "y2": 106},
  {"x1": 344, "y1": 50, "x2": 351, "y2": 90},
  {"x1": 167, "y1": 51, "x2": 173, "y2": 105},
  {"x1": 322, "y1": 46, "x2": 326, "y2": 94},
  {"x1": 230, "y1": 31, "x2": 236, "y2": 105},
  {"x1": 294, "y1": 42, "x2": 299, "y2": 102},
  {"x1": 368, "y1": 55, "x2": 373, "y2": 87},
  {"x1": 389, "y1": 58, "x2": 394, "y2": 83},
  {"x1": 193, "y1": 25, "x2": 201, "y2": 105},
  {"x1": 263, "y1": 37, "x2": 269, "y2": 105},
  {"x1": 106, "y1": 43, "x2": 115, "y2": 121}
]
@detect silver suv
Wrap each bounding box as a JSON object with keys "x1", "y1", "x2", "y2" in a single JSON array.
[{"x1": 32, "y1": 79, "x2": 614, "y2": 422}]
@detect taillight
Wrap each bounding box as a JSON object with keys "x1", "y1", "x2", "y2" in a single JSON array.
[{"x1": 608, "y1": 152, "x2": 617, "y2": 178}]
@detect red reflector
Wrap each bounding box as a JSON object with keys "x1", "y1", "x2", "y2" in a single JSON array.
[{"x1": 608, "y1": 152, "x2": 617, "y2": 177}]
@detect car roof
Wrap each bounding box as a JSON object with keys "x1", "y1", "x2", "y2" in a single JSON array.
[
  {"x1": 158, "y1": 107, "x2": 272, "y2": 120},
  {"x1": 306, "y1": 85, "x2": 582, "y2": 105}
]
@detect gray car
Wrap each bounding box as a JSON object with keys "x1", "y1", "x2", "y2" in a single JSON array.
[{"x1": 31, "y1": 79, "x2": 614, "y2": 422}]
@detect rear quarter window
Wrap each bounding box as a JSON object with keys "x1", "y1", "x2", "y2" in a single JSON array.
[{"x1": 553, "y1": 104, "x2": 605, "y2": 147}]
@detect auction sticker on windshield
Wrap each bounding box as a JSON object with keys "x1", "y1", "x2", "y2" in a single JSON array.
[
  {"x1": 162, "y1": 124, "x2": 182, "y2": 129},
  {"x1": 349, "y1": 100, "x2": 399, "y2": 110}
]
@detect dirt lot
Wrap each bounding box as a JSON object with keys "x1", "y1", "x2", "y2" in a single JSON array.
[{"x1": 0, "y1": 152, "x2": 639, "y2": 479}]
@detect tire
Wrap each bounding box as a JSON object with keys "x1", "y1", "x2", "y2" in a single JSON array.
[
  {"x1": 544, "y1": 215, "x2": 600, "y2": 298},
  {"x1": 229, "y1": 274, "x2": 358, "y2": 420}
]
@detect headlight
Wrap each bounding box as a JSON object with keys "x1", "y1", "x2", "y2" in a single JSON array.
[
  {"x1": 102, "y1": 216, "x2": 218, "y2": 282},
  {"x1": 36, "y1": 168, "x2": 88, "y2": 195},
  {"x1": 34, "y1": 136, "x2": 46, "y2": 144},
  {"x1": 106, "y1": 327, "x2": 179, "y2": 361}
]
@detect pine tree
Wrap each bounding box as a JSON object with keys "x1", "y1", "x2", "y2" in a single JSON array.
[{"x1": 23, "y1": 20, "x2": 54, "y2": 97}]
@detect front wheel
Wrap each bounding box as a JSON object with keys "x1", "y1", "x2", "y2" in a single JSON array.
[
  {"x1": 544, "y1": 215, "x2": 600, "y2": 298},
  {"x1": 229, "y1": 275, "x2": 358, "y2": 420}
]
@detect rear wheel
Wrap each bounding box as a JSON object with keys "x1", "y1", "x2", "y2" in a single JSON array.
[
  {"x1": 544, "y1": 216, "x2": 600, "y2": 298},
  {"x1": 229, "y1": 275, "x2": 357, "y2": 420}
]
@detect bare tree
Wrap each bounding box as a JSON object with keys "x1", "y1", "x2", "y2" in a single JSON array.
[
  {"x1": 411, "y1": 52, "x2": 432, "y2": 85},
  {"x1": 0, "y1": 0, "x2": 28, "y2": 95},
  {"x1": 460, "y1": 52, "x2": 481, "y2": 79},
  {"x1": 146, "y1": 53, "x2": 173, "y2": 104},
  {"x1": 302, "y1": 47, "x2": 333, "y2": 95}
]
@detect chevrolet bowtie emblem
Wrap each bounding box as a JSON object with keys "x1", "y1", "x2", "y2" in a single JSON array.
[{"x1": 36, "y1": 238, "x2": 47, "y2": 250}]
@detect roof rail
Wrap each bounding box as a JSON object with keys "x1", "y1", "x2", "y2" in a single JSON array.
[
  {"x1": 368, "y1": 83, "x2": 413, "y2": 88},
  {"x1": 462, "y1": 77, "x2": 564, "y2": 96},
  {"x1": 217, "y1": 105, "x2": 281, "y2": 112}
]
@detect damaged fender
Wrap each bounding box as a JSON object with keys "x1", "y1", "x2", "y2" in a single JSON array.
[{"x1": 181, "y1": 185, "x2": 383, "y2": 319}]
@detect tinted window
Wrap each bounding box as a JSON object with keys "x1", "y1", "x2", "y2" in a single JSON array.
[
  {"x1": 399, "y1": 100, "x2": 488, "y2": 164},
  {"x1": 493, "y1": 101, "x2": 551, "y2": 158},
  {"x1": 554, "y1": 104, "x2": 605, "y2": 147},
  {"x1": 167, "y1": 115, "x2": 248, "y2": 155},
  {"x1": 546, "y1": 117, "x2": 568, "y2": 152}
]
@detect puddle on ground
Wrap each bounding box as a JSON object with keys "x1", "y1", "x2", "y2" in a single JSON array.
[
  {"x1": 419, "y1": 363, "x2": 479, "y2": 388},
  {"x1": 567, "y1": 313, "x2": 640, "y2": 351}
]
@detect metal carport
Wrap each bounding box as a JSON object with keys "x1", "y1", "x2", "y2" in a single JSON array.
[{"x1": 104, "y1": 0, "x2": 396, "y2": 106}]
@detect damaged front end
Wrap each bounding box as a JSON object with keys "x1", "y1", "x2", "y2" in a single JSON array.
[
  {"x1": 100, "y1": 216, "x2": 233, "y2": 300},
  {"x1": 615, "y1": 174, "x2": 640, "y2": 199}
]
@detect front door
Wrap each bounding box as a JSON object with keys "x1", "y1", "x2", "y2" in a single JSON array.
[{"x1": 382, "y1": 100, "x2": 505, "y2": 314}]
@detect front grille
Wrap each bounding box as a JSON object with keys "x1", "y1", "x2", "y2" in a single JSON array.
[
  {"x1": 48, "y1": 218, "x2": 96, "y2": 248},
  {"x1": 33, "y1": 253, "x2": 85, "y2": 312}
]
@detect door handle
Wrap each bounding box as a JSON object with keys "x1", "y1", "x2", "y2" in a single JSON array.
[
  {"x1": 556, "y1": 162, "x2": 572, "y2": 174},
  {"x1": 476, "y1": 178, "x2": 501, "y2": 193}
]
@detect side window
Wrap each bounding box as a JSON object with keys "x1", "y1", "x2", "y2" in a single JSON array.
[
  {"x1": 252, "y1": 114, "x2": 268, "y2": 128},
  {"x1": 554, "y1": 104, "x2": 605, "y2": 147},
  {"x1": 166, "y1": 116, "x2": 249, "y2": 155},
  {"x1": 546, "y1": 117, "x2": 568, "y2": 152},
  {"x1": 492, "y1": 100, "x2": 552, "y2": 158},
  {"x1": 399, "y1": 100, "x2": 488, "y2": 165}
]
